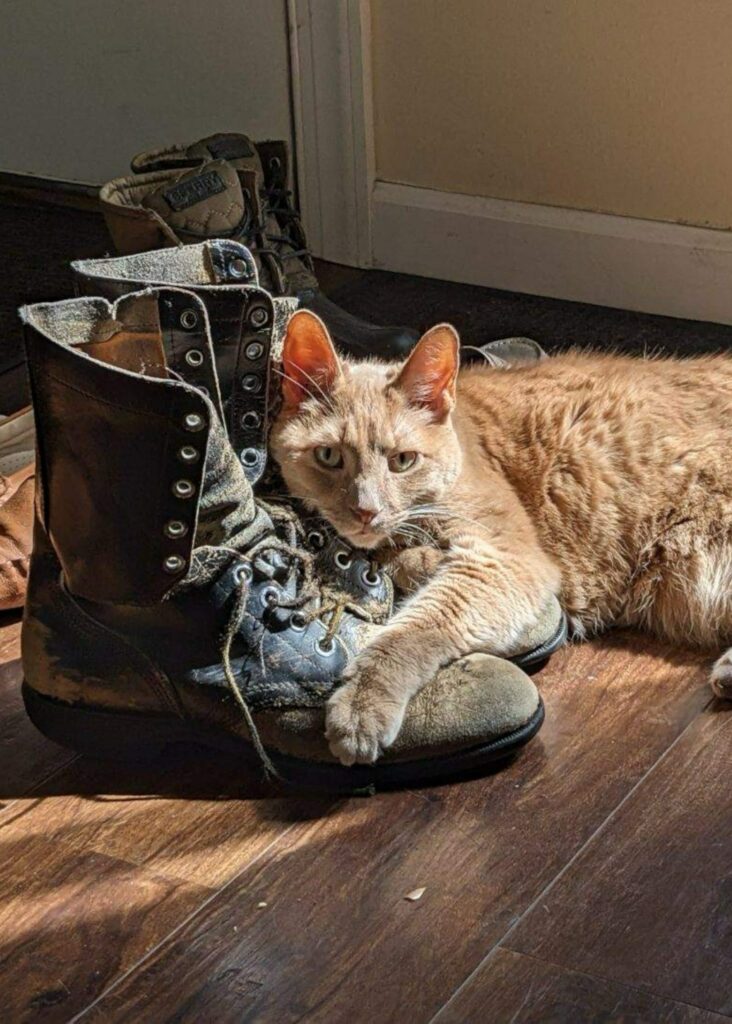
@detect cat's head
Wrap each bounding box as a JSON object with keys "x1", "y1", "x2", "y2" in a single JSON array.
[{"x1": 269, "y1": 310, "x2": 462, "y2": 549}]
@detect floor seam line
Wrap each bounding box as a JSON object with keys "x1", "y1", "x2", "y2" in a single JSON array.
[
  {"x1": 427, "y1": 705, "x2": 711, "y2": 1024},
  {"x1": 498, "y1": 947, "x2": 732, "y2": 1020},
  {"x1": 68, "y1": 803, "x2": 340, "y2": 1021},
  {"x1": 0, "y1": 752, "x2": 80, "y2": 829}
]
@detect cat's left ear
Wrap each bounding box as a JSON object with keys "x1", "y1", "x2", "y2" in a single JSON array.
[
  {"x1": 393, "y1": 324, "x2": 460, "y2": 421},
  {"x1": 281, "y1": 310, "x2": 341, "y2": 409}
]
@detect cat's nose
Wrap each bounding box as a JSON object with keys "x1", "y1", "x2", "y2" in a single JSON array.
[{"x1": 350, "y1": 505, "x2": 378, "y2": 526}]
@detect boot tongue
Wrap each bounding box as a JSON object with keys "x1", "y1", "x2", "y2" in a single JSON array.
[
  {"x1": 142, "y1": 160, "x2": 248, "y2": 240},
  {"x1": 196, "y1": 409, "x2": 272, "y2": 551}
]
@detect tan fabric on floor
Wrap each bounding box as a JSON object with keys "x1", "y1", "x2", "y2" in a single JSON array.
[{"x1": 0, "y1": 461, "x2": 34, "y2": 610}]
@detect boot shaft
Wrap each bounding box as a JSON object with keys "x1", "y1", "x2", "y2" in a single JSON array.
[
  {"x1": 20, "y1": 289, "x2": 261, "y2": 605},
  {"x1": 72, "y1": 242, "x2": 298, "y2": 485}
]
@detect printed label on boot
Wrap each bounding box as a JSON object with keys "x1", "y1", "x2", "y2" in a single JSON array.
[
  {"x1": 206, "y1": 136, "x2": 254, "y2": 161},
  {"x1": 163, "y1": 170, "x2": 227, "y2": 211}
]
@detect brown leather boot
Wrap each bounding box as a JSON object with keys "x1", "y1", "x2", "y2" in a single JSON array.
[{"x1": 19, "y1": 288, "x2": 548, "y2": 791}]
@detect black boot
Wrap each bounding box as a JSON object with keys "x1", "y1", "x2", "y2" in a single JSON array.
[
  {"x1": 19, "y1": 288, "x2": 552, "y2": 790},
  {"x1": 99, "y1": 132, "x2": 419, "y2": 360}
]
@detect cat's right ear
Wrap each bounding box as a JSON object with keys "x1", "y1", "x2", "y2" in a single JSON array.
[
  {"x1": 281, "y1": 310, "x2": 341, "y2": 409},
  {"x1": 393, "y1": 323, "x2": 460, "y2": 421}
]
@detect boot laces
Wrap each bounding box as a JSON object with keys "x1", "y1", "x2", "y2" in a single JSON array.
[
  {"x1": 259, "y1": 185, "x2": 314, "y2": 269},
  {"x1": 230, "y1": 186, "x2": 312, "y2": 284},
  {"x1": 185, "y1": 500, "x2": 377, "y2": 780}
]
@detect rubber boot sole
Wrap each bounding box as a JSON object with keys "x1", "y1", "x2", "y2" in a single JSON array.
[
  {"x1": 23, "y1": 681, "x2": 545, "y2": 794},
  {"x1": 512, "y1": 611, "x2": 568, "y2": 673}
]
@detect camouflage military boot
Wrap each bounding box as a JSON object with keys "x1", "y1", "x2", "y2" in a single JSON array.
[{"x1": 99, "y1": 132, "x2": 418, "y2": 360}]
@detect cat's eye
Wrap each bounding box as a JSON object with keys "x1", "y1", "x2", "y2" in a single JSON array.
[
  {"x1": 314, "y1": 445, "x2": 343, "y2": 469},
  {"x1": 388, "y1": 450, "x2": 419, "y2": 473}
]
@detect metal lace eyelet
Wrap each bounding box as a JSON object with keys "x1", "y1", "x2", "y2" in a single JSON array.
[
  {"x1": 241, "y1": 410, "x2": 262, "y2": 430},
  {"x1": 248, "y1": 306, "x2": 270, "y2": 330},
  {"x1": 163, "y1": 554, "x2": 186, "y2": 574},
  {"x1": 260, "y1": 585, "x2": 280, "y2": 609},
  {"x1": 334, "y1": 550, "x2": 353, "y2": 571},
  {"x1": 185, "y1": 349, "x2": 204, "y2": 367},
  {"x1": 360, "y1": 567, "x2": 381, "y2": 588},
  {"x1": 269, "y1": 156, "x2": 282, "y2": 171},
  {"x1": 307, "y1": 530, "x2": 325, "y2": 550},
  {"x1": 241, "y1": 373, "x2": 261, "y2": 393},
  {"x1": 315, "y1": 636, "x2": 336, "y2": 657},
  {"x1": 290, "y1": 612, "x2": 307, "y2": 632},
  {"x1": 183, "y1": 412, "x2": 206, "y2": 432},
  {"x1": 178, "y1": 445, "x2": 199, "y2": 464},
  {"x1": 240, "y1": 448, "x2": 259, "y2": 467},
  {"x1": 172, "y1": 479, "x2": 195, "y2": 499},
  {"x1": 233, "y1": 562, "x2": 253, "y2": 585},
  {"x1": 180, "y1": 309, "x2": 198, "y2": 330},
  {"x1": 245, "y1": 342, "x2": 264, "y2": 361},
  {"x1": 229, "y1": 258, "x2": 250, "y2": 279},
  {"x1": 164, "y1": 519, "x2": 188, "y2": 539}
]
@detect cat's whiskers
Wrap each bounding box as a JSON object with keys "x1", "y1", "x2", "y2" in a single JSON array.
[
  {"x1": 264, "y1": 490, "x2": 323, "y2": 506},
  {"x1": 406, "y1": 503, "x2": 494, "y2": 538},
  {"x1": 391, "y1": 519, "x2": 441, "y2": 550}
]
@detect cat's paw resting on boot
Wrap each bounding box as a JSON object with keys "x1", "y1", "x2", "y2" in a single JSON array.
[{"x1": 326, "y1": 654, "x2": 409, "y2": 765}]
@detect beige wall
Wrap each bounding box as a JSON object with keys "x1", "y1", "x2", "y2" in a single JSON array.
[
  {"x1": 372, "y1": 0, "x2": 732, "y2": 229},
  {"x1": 0, "y1": 0, "x2": 292, "y2": 183}
]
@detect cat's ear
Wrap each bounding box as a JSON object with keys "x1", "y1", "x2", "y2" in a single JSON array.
[
  {"x1": 281, "y1": 310, "x2": 341, "y2": 409},
  {"x1": 393, "y1": 324, "x2": 460, "y2": 420}
]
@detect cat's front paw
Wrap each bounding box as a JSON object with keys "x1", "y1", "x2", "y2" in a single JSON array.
[{"x1": 325, "y1": 667, "x2": 408, "y2": 766}]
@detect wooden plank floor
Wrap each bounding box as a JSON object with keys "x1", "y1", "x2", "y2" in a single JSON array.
[{"x1": 1, "y1": 609, "x2": 729, "y2": 1024}]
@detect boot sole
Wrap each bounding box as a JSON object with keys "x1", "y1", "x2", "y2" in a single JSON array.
[
  {"x1": 22, "y1": 681, "x2": 544, "y2": 794},
  {"x1": 511, "y1": 611, "x2": 568, "y2": 673}
]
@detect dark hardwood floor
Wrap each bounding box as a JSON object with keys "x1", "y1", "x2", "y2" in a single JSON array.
[
  {"x1": 1, "y1": 195, "x2": 731, "y2": 1022},
  {"x1": 1, "y1": 612, "x2": 728, "y2": 1023}
]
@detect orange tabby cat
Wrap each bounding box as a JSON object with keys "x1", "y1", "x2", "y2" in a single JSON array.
[{"x1": 270, "y1": 310, "x2": 732, "y2": 765}]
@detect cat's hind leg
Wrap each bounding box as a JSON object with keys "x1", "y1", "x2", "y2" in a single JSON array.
[{"x1": 635, "y1": 536, "x2": 732, "y2": 698}]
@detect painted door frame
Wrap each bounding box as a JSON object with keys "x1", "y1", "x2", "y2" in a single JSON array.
[
  {"x1": 287, "y1": 0, "x2": 373, "y2": 269},
  {"x1": 288, "y1": 0, "x2": 732, "y2": 324}
]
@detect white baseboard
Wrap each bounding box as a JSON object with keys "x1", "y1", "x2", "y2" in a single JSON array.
[{"x1": 371, "y1": 182, "x2": 732, "y2": 325}]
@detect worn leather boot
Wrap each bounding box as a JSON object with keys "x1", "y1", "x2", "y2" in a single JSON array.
[
  {"x1": 19, "y1": 288, "x2": 554, "y2": 790},
  {"x1": 70, "y1": 241, "x2": 566, "y2": 669},
  {"x1": 99, "y1": 132, "x2": 418, "y2": 360}
]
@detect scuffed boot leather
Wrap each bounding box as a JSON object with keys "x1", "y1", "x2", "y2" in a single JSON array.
[
  {"x1": 19, "y1": 288, "x2": 549, "y2": 790},
  {"x1": 99, "y1": 132, "x2": 419, "y2": 360}
]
